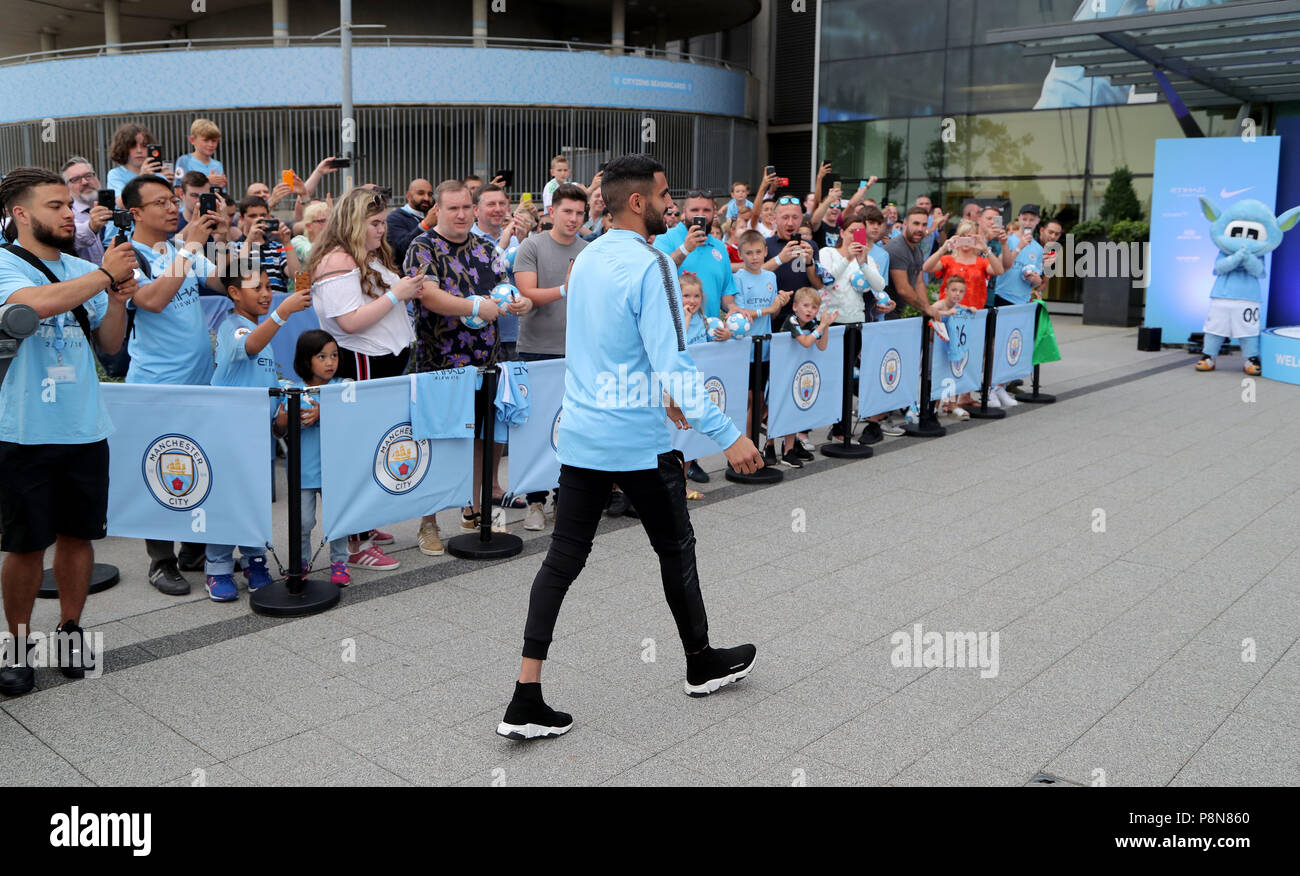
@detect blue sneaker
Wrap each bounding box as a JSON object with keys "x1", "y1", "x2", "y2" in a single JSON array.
[
  {"x1": 243, "y1": 555, "x2": 273, "y2": 591},
  {"x1": 205, "y1": 574, "x2": 238, "y2": 602}
]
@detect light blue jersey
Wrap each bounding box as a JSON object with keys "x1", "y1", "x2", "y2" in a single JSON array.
[
  {"x1": 212, "y1": 311, "x2": 278, "y2": 392},
  {"x1": 174, "y1": 153, "x2": 225, "y2": 181},
  {"x1": 652, "y1": 223, "x2": 736, "y2": 319},
  {"x1": 0, "y1": 250, "x2": 112, "y2": 445},
  {"x1": 105, "y1": 165, "x2": 135, "y2": 200},
  {"x1": 731, "y1": 267, "x2": 779, "y2": 361},
  {"x1": 559, "y1": 229, "x2": 741, "y2": 471},
  {"x1": 997, "y1": 239, "x2": 1043, "y2": 305},
  {"x1": 126, "y1": 241, "x2": 216, "y2": 387}
]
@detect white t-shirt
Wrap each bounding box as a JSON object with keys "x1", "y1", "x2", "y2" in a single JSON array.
[{"x1": 311, "y1": 259, "x2": 415, "y2": 356}]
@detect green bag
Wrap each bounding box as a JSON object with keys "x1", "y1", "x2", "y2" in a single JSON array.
[{"x1": 1032, "y1": 300, "x2": 1061, "y2": 365}]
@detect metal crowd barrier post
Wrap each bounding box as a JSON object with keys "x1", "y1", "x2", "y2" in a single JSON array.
[
  {"x1": 1014, "y1": 304, "x2": 1057, "y2": 404},
  {"x1": 968, "y1": 304, "x2": 1006, "y2": 421},
  {"x1": 447, "y1": 365, "x2": 524, "y2": 559},
  {"x1": 821, "y1": 322, "x2": 872, "y2": 459},
  {"x1": 725, "y1": 335, "x2": 783, "y2": 484},
  {"x1": 903, "y1": 317, "x2": 946, "y2": 438}
]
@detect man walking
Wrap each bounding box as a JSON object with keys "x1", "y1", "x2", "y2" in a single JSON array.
[{"x1": 497, "y1": 154, "x2": 764, "y2": 740}]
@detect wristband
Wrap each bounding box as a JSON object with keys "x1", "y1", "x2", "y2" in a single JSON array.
[
  {"x1": 471, "y1": 297, "x2": 481, "y2": 319},
  {"x1": 812, "y1": 329, "x2": 822, "y2": 340},
  {"x1": 98, "y1": 267, "x2": 118, "y2": 291},
  {"x1": 270, "y1": 309, "x2": 287, "y2": 327},
  {"x1": 773, "y1": 255, "x2": 783, "y2": 267},
  {"x1": 385, "y1": 290, "x2": 400, "y2": 308},
  {"x1": 559, "y1": 284, "x2": 566, "y2": 298},
  {"x1": 677, "y1": 244, "x2": 689, "y2": 258}
]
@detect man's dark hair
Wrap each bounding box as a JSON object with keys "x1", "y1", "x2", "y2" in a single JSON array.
[
  {"x1": 601, "y1": 153, "x2": 665, "y2": 215},
  {"x1": 551, "y1": 183, "x2": 588, "y2": 210},
  {"x1": 178, "y1": 170, "x2": 209, "y2": 192},
  {"x1": 0, "y1": 165, "x2": 64, "y2": 241},
  {"x1": 121, "y1": 174, "x2": 172, "y2": 210},
  {"x1": 906, "y1": 205, "x2": 930, "y2": 220},
  {"x1": 219, "y1": 255, "x2": 263, "y2": 298},
  {"x1": 1043, "y1": 218, "x2": 1063, "y2": 231},
  {"x1": 861, "y1": 204, "x2": 886, "y2": 225},
  {"x1": 473, "y1": 182, "x2": 506, "y2": 206},
  {"x1": 237, "y1": 195, "x2": 269, "y2": 214},
  {"x1": 109, "y1": 122, "x2": 154, "y2": 166},
  {"x1": 464, "y1": 174, "x2": 482, "y2": 184}
]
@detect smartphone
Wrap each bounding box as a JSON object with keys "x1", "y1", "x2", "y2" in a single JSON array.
[
  {"x1": 764, "y1": 165, "x2": 775, "y2": 177},
  {"x1": 494, "y1": 169, "x2": 515, "y2": 188},
  {"x1": 519, "y1": 192, "x2": 533, "y2": 207},
  {"x1": 992, "y1": 214, "x2": 1004, "y2": 229},
  {"x1": 264, "y1": 217, "x2": 280, "y2": 232},
  {"x1": 852, "y1": 227, "x2": 867, "y2": 247},
  {"x1": 776, "y1": 177, "x2": 790, "y2": 188},
  {"x1": 97, "y1": 189, "x2": 115, "y2": 210},
  {"x1": 281, "y1": 170, "x2": 294, "y2": 187},
  {"x1": 146, "y1": 144, "x2": 162, "y2": 165},
  {"x1": 199, "y1": 192, "x2": 217, "y2": 215},
  {"x1": 690, "y1": 216, "x2": 708, "y2": 233},
  {"x1": 820, "y1": 174, "x2": 841, "y2": 198},
  {"x1": 211, "y1": 186, "x2": 225, "y2": 200},
  {"x1": 327, "y1": 157, "x2": 351, "y2": 169}
]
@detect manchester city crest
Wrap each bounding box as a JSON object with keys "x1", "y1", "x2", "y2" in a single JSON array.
[
  {"x1": 372, "y1": 423, "x2": 431, "y2": 495},
  {"x1": 879, "y1": 348, "x2": 901, "y2": 393},
  {"x1": 793, "y1": 362, "x2": 821, "y2": 411},
  {"x1": 1006, "y1": 328, "x2": 1023, "y2": 366},
  {"x1": 142, "y1": 434, "x2": 212, "y2": 510},
  {"x1": 703, "y1": 376, "x2": 726, "y2": 413}
]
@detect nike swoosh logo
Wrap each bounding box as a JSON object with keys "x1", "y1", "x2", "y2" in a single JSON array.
[{"x1": 1220, "y1": 187, "x2": 1253, "y2": 199}]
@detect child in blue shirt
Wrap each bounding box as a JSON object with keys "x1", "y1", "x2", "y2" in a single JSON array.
[
  {"x1": 680, "y1": 273, "x2": 731, "y2": 345},
  {"x1": 277, "y1": 330, "x2": 350, "y2": 587},
  {"x1": 174, "y1": 118, "x2": 228, "y2": 190},
  {"x1": 203, "y1": 263, "x2": 312, "y2": 601}
]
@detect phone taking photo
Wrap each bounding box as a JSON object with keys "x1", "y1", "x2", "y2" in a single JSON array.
[{"x1": 97, "y1": 189, "x2": 115, "y2": 210}]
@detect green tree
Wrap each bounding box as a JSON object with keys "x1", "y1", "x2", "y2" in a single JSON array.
[{"x1": 1099, "y1": 166, "x2": 1143, "y2": 223}]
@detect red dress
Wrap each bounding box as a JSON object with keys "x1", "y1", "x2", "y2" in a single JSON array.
[{"x1": 933, "y1": 254, "x2": 991, "y2": 309}]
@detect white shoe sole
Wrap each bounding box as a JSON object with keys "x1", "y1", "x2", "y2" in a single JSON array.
[
  {"x1": 684, "y1": 654, "x2": 756, "y2": 697},
  {"x1": 523, "y1": 521, "x2": 545, "y2": 531},
  {"x1": 496, "y1": 720, "x2": 573, "y2": 740},
  {"x1": 418, "y1": 545, "x2": 444, "y2": 556}
]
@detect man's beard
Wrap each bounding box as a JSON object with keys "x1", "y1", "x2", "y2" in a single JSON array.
[
  {"x1": 644, "y1": 202, "x2": 667, "y2": 236},
  {"x1": 32, "y1": 216, "x2": 75, "y2": 253},
  {"x1": 413, "y1": 200, "x2": 432, "y2": 213},
  {"x1": 73, "y1": 190, "x2": 97, "y2": 207}
]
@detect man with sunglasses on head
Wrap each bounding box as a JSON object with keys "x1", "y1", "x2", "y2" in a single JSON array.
[
  {"x1": 763, "y1": 193, "x2": 823, "y2": 329},
  {"x1": 653, "y1": 189, "x2": 735, "y2": 322},
  {"x1": 121, "y1": 174, "x2": 228, "y2": 596}
]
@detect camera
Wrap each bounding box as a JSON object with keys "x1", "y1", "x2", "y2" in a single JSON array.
[
  {"x1": 263, "y1": 217, "x2": 280, "y2": 233},
  {"x1": 198, "y1": 193, "x2": 217, "y2": 215},
  {"x1": 327, "y1": 157, "x2": 351, "y2": 169},
  {"x1": 0, "y1": 302, "x2": 39, "y2": 386},
  {"x1": 494, "y1": 169, "x2": 515, "y2": 188},
  {"x1": 111, "y1": 208, "x2": 133, "y2": 244},
  {"x1": 96, "y1": 189, "x2": 115, "y2": 210}
]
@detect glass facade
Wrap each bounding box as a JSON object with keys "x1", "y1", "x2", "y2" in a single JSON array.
[{"x1": 816, "y1": 0, "x2": 1267, "y2": 301}]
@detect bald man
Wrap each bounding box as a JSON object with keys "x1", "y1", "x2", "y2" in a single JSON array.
[{"x1": 386, "y1": 177, "x2": 436, "y2": 264}]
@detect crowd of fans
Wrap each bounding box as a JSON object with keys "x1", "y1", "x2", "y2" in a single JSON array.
[{"x1": 0, "y1": 115, "x2": 1065, "y2": 621}]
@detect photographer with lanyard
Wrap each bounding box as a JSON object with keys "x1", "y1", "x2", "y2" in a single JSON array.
[{"x1": 0, "y1": 167, "x2": 137, "y2": 696}]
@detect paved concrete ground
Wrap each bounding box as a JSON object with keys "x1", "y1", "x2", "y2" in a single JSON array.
[{"x1": 3, "y1": 317, "x2": 1298, "y2": 786}]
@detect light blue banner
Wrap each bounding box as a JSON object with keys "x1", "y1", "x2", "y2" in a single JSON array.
[
  {"x1": 671, "y1": 340, "x2": 750, "y2": 462},
  {"x1": 767, "y1": 326, "x2": 845, "y2": 437},
  {"x1": 506, "y1": 358, "x2": 566, "y2": 500},
  {"x1": 930, "y1": 309, "x2": 987, "y2": 401},
  {"x1": 858, "y1": 317, "x2": 921, "y2": 418},
  {"x1": 103, "y1": 383, "x2": 272, "y2": 546},
  {"x1": 319, "y1": 375, "x2": 473, "y2": 540},
  {"x1": 1148, "y1": 137, "x2": 1281, "y2": 344},
  {"x1": 990, "y1": 304, "x2": 1036, "y2": 385},
  {"x1": 202, "y1": 294, "x2": 320, "y2": 383}
]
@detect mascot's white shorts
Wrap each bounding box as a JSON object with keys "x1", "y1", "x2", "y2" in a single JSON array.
[{"x1": 1203, "y1": 297, "x2": 1261, "y2": 339}]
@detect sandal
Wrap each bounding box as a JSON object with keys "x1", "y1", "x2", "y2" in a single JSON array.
[{"x1": 686, "y1": 489, "x2": 704, "y2": 500}]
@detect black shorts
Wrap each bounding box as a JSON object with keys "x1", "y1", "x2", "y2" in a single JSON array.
[{"x1": 0, "y1": 440, "x2": 109, "y2": 553}]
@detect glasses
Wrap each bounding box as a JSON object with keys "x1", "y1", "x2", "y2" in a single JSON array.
[
  {"x1": 65, "y1": 171, "x2": 98, "y2": 186},
  {"x1": 685, "y1": 189, "x2": 714, "y2": 200},
  {"x1": 143, "y1": 196, "x2": 181, "y2": 210},
  {"x1": 776, "y1": 197, "x2": 801, "y2": 207},
  {"x1": 665, "y1": 210, "x2": 679, "y2": 216}
]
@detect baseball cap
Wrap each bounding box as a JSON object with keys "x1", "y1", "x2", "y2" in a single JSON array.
[{"x1": 1018, "y1": 204, "x2": 1041, "y2": 216}]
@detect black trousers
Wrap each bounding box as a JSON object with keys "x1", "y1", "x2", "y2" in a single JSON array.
[
  {"x1": 146, "y1": 539, "x2": 205, "y2": 567},
  {"x1": 521, "y1": 451, "x2": 710, "y2": 660}
]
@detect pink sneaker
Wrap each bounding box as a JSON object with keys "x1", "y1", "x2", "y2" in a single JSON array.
[
  {"x1": 330, "y1": 561, "x2": 351, "y2": 586},
  {"x1": 347, "y1": 544, "x2": 399, "y2": 571},
  {"x1": 368, "y1": 529, "x2": 395, "y2": 545}
]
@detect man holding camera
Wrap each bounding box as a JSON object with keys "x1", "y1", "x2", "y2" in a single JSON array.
[
  {"x1": 0, "y1": 167, "x2": 138, "y2": 695},
  {"x1": 236, "y1": 196, "x2": 299, "y2": 295},
  {"x1": 123, "y1": 174, "x2": 228, "y2": 594},
  {"x1": 653, "y1": 190, "x2": 735, "y2": 321},
  {"x1": 60, "y1": 157, "x2": 111, "y2": 265}
]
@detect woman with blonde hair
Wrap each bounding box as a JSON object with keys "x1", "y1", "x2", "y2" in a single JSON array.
[
  {"x1": 307, "y1": 187, "x2": 422, "y2": 570},
  {"x1": 291, "y1": 199, "x2": 331, "y2": 263}
]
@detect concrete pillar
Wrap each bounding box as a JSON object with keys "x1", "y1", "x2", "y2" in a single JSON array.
[
  {"x1": 654, "y1": 16, "x2": 667, "y2": 52},
  {"x1": 272, "y1": 0, "x2": 289, "y2": 46},
  {"x1": 753, "y1": 0, "x2": 770, "y2": 171},
  {"x1": 39, "y1": 30, "x2": 56, "y2": 54},
  {"x1": 611, "y1": 0, "x2": 625, "y2": 53},
  {"x1": 104, "y1": 0, "x2": 121, "y2": 56},
  {"x1": 473, "y1": 0, "x2": 488, "y2": 49}
]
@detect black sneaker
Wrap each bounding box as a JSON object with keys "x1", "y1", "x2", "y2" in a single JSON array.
[
  {"x1": 828, "y1": 422, "x2": 846, "y2": 440},
  {"x1": 606, "y1": 489, "x2": 629, "y2": 517},
  {"x1": 761, "y1": 444, "x2": 778, "y2": 469},
  {"x1": 686, "y1": 461, "x2": 710, "y2": 484},
  {"x1": 497, "y1": 681, "x2": 574, "y2": 740},
  {"x1": 685, "y1": 644, "x2": 757, "y2": 697},
  {"x1": 792, "y1": 444, "x2": 814, "y2": 462},
  {"x1": 0, "y1": 637, "x2": 36, "y2": 697},
  {"x1": 148, "y1": 559, "x2": 191, "y2": 596},
  {"x1": 54, "y1": 620, "x2": 96, "y2": 680},
  {"x1": 781, "y1": 450, "x2": 804, "y2": 468},
  {"x1": 858, "y1": 421, "x2": 883, "y2": 445}
]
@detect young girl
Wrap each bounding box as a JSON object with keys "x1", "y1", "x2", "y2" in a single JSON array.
[
  {"x1": 277, "y1": 330, "x2": 350, "y2": 586},
  {"x1": 681, "y1": 273, "x2": 732, "y2": 346},
  {"x1": 931, "y1": 276, "x2": 975, "y2": 418}
]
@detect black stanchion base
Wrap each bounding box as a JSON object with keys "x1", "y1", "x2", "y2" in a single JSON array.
[
  {"x1": 446, "y1": 531, "x2": 524, "y2": 560},
  {"x1": 967, "y1": 406, "x2": 1007, "y2": 420},
  {"x1": 1013, "y1": 391, "x2": 1056, "y2": 404},
  {"x1": 38, "y1": 563, "x2": 121, "y2": 599},
  {"x1": 250, "y1": 575, "x2": 341, "y2": 618},
  {"x1": 820, "y1": 441, "x2": 873, "y2": 459},
  {"x1": 724, "y1": 465, "x2": 784, "y2": 485},
  {"x1": 903, "y1": 414, "x2": 947, "y2": 438}
]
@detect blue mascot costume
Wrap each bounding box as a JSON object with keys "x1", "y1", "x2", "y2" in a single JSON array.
[{"x1": 1195, "y1": 198, "x2": 1299, "y2": 375}]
